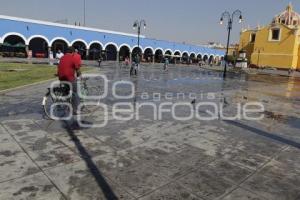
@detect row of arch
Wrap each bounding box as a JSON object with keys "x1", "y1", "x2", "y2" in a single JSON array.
[{"x1": 0, "y1": 32, "x2": 223, "y2": 63}]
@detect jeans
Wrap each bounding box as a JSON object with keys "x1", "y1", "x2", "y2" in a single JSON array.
[{"x1": 71, "y1": 81, "x2": 80, "y2": 114}]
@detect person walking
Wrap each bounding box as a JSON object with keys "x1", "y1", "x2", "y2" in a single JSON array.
[
  {"x1": 125, "y1": 56, "x2": 130, "y2": 66},
  {"x1": 56, "y1": 49, "x2": 64, "y2": 64},
  {"x1": 98, "y1": 55, "x2": 103, "y2": 67},
  {"x1": 130, "y1": 54, "x2": 139, "y2": 76},
  {"x1": 163, "y1": 57, "x2": 169, "y2": 71}
]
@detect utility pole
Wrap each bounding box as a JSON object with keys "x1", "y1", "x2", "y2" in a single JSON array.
[{"x1": 83, "y1": 0, "x2": 86, "y2": 26}]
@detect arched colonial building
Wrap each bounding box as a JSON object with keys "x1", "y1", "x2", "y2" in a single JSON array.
[
  {"x1": 239, "y1": 3, "x2": 300, "y2": 70},
  {"x1": 0, "y1": 14, "x2": 224, "y2": 63}
]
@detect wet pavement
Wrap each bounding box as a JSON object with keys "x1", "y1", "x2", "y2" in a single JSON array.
[{"x1": 0, "y1": 63, "x2": 300, "y2": 200}]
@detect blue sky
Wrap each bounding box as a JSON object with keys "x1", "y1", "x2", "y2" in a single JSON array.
[{"x1": 0, "y1": 0, "x2": 299, "y2": 45}]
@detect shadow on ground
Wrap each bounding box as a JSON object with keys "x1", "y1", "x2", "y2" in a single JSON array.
[
  {"x1": 224, "y1": 120, "x2": 300, "y2": 149},
  {"x1": 62, "y1": 120, "x2": 118, "y2": 200}
]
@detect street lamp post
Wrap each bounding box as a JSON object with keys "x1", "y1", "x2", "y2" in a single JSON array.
[
  {"x1": 133, "y1": 20, "x2": 146, "y2": 57},
  {"x1": 220, "y1": 10, "x2": 242, "y2": 78}
]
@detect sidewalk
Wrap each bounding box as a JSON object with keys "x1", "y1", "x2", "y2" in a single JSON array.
[
  {"x1": 0, "y1": 63, "x2": 300, "y2": 199},
  {"x1": 199, "y1": 65, "x2": 300, "y2": 78}
]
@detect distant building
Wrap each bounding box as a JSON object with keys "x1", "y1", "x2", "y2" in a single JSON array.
[
  {"x1": 0, "y1": 15, "x2": 224, "y2": 63},
  {"x1": 204, "y1": 42, "x2": 225, "y2": 49},
  {"x1": 215, "y1": 44, "x2": 239, "y2": 57},
  {"x1": 239, "y1": 3, "x2": 300, "y2": 70},
  {"x1": 208, "y1": 42, "x2": 239, "y2": 57}
]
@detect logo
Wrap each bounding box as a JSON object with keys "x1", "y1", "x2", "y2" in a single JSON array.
[{"x1": 49, "y1": 74, "x2": 265, "y2": 127}]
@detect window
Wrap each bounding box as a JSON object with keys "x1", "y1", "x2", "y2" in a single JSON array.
[
  {"x1": 270, "y1": 28, "x2": 280, "y2": 41},
  {"x1": 250, "y1": 33, "x2": 256, "y2": 43},
  {"x1": 293, "y1": 20, "x2": 298, "y2": 25}
]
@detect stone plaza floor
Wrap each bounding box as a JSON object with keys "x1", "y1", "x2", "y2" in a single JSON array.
[{"x1": 0, "y1": 63, "x2": 300, "y2": 200}]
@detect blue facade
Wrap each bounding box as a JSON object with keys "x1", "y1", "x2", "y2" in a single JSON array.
[{"x1": 0, "y1": 15, "x2": 224, "y2": 58}]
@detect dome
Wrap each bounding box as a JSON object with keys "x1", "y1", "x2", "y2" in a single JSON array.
[{"x1": 273, "y1": 3, "x2": 300, "y2": 26}]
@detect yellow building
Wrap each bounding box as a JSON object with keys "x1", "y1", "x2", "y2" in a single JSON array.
[{"x1": 239, "y1": 3, "x2": 300, "y2": 70}]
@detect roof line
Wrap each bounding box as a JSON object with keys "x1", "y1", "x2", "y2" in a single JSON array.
[
  {"x1": 145, "y1": 37, "x2": 208, "y2": 49},
  {"x1": 0, "y1": 14, "x2": 145, "y2": 38}
]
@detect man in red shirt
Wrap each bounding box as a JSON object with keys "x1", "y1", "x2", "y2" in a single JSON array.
[{"x1": 57, "y1": 47, "x2": 82, "y2": 115}]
